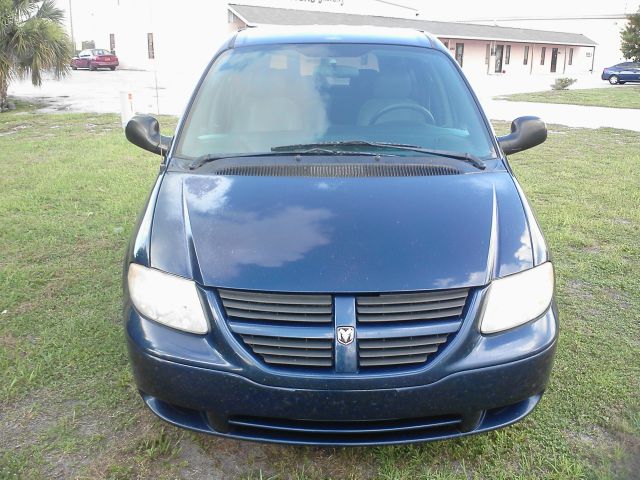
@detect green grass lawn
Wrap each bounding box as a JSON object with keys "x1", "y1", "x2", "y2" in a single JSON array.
[
  {"x1": 1, "y1": 103, "x2": 639, "y2": 479},
  {"x1": 498, "y1": 85, "x2": 640, "y2": 109}
]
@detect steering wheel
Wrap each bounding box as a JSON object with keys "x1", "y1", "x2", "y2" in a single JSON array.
[{"x1": 368, "y1": 104, "x2": 435, "y2": 125}]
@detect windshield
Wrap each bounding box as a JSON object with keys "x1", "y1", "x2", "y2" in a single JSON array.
[{"x1": 176, "y1": 43, "x2": 496, "y2": 160}]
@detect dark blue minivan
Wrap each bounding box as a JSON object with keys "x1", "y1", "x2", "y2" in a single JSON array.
[{"x1": 123, "y1": 26, "x2": 557, "y2": 446}]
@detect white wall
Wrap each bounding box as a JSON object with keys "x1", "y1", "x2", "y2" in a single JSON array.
[
  {"x1": 439, "y1": 39, "x2": 594, "y2": 77},
  {"x1": 482, "y1": 17, "x2": 629, "y2": 73}
]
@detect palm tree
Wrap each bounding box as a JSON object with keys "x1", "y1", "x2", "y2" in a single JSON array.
[{"x1": 0, "y1": 0, "x2": 72, "y2": 111}]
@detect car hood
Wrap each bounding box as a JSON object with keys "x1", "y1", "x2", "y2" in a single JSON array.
[{"x1": 149, "y1": 169, "x2": 535, "y2": 293}]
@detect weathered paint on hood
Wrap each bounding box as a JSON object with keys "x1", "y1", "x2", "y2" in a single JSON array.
[{"x1": 149, "y1": 170, "x2": 534, "y2": 293}]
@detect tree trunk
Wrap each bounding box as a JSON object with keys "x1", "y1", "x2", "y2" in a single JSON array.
[{"x1": 0, "y1": 73, "x2": 9, "y2": 112}]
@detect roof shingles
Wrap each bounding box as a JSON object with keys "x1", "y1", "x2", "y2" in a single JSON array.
[{"x1": 229, "y1": 4, "x2": 597, "y2": 46}]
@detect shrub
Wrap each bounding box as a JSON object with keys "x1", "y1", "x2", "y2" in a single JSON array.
[{"x1": 551, "y1": 78, "x2": 577, "y2": 90}]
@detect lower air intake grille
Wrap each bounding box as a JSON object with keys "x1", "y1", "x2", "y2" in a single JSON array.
[
  {"x1": 226, "y1": 414, "x2": 463, "y2": 445},
  {"x1": 214, "y1": 164, "x2": 462, "y2": 177}
]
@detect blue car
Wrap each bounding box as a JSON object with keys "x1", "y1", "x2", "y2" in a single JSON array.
[
  {"x1": 123, "y1": 26, "x2": 556, "y2": 446},
  {"x1": 601, "y1": 61, "x2": 640, "y2": 85}
]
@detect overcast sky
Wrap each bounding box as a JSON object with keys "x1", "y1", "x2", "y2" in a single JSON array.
[{"x1": 60, "y1": 0, "x2": 640, "y2": 21}]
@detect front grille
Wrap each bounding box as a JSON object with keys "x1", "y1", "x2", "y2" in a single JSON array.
[
  {"x1": 355, "y1": 290, "x2": 468, "y2": 369},
  {"x1": 213, "y1": 163, "x2": 462, "y2": 178},
  {"x1": 358, "y1": 334, "x2": 449, "y2": 367},
  {"x1": 219, "y1": 288, "x2": 469, "y2": 372},
  {"x1": 239, "y1": 334, "x2": 333, "y2": 367},
  {"x1": 356, "y1": 289, "x2": 469, "y2": 323},
  {"x1": 219, "y1": 289, "x2": 334, "y2": 369},
  {"x1": 219, "y1": 289, "x2": 333, "y2": 323}
]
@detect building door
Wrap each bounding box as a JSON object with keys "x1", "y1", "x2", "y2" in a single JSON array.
[
  {"x1": 494, "y1": 45, "x2": 504, "y2": 73},
  {"x1": 455, "y1": 43, "x2": 464, "y2": 67},
  {"x1": 550, "y1": 48, "x2": 558, "y2": 73}
]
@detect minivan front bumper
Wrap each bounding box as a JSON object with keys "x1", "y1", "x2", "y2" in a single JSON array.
[{"x1": 126, "y1": 302, "x2": 558, "y2": 446}]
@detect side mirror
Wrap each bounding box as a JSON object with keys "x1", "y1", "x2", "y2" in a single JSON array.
[
  {"x1": 497, "y1": 116, "x2": 547, "y2": 156},
  {"x1": 125, "y1": 115, "x2": 172, "y2": 156}
]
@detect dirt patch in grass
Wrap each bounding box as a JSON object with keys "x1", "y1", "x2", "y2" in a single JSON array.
[
  {"x1": 564, "y1": 279, "x2": 594, "y2": 301},
  {"x1": 0, "y1": 331, "x2": 19, "y2": 350}
]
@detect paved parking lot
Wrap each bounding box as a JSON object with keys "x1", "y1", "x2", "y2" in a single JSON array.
[
  {"x1": 8, "y1": 68, "x2": 640, "y2": 131},
  {"x1": 8, "y1": 68, "x2": 200, "y2": 116}
]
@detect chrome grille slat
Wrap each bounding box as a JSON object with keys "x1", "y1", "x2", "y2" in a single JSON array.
[
  {"x1": 250, "y1": 345, "x2": 333, "y2": 358},
  {"x1": 356, "y1": 289, "x2": 468, "y2": 306},
  {"x1": 223, "y1": 299, "x2": 332, "y2": 314},
  {"x1": 356, "y1": 308, "x2": 464, "y2": 322},
  {"x1": 360, "y1": 354, "x2": 428, "y2": 367},
  {"x1": 229, "y1": 322, "x2": 334, "y2": 339},
  {"x1": 357, "y1": 298, "x2": 467, "y2": 314},
  {"x1": 219, "y1": 289, "x2": 331, "y2": 306},
  {"x1": 359, "y1": 345, "x2": 439, "y2": 357},
  {"x1": 359, "y1": 335, "x2": 449, "y2": 349},
  {"x1": 242, "y1": 335, "x2": 332, "y2": 349},
  {"x1": 226, "y1": 308, "x2": 332, "y2": 323},
  {"x1": 261, "y1": 355, "x2": 333, "y2": 367}
]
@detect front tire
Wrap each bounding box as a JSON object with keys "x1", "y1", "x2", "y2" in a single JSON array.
[
  {"x1": 110, "y1": 66, "x2": 116, "y2": 71},
  {"x1": 609, "y1": 75, "x2": 619, "y2": 85},
  {"x1": 71, "y1": 65, "x2": 77, "y2": 70}
]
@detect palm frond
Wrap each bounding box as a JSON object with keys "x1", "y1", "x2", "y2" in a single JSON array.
[
  {"x1": 7, "y1": 8, "x2": 72, "y2": 85},
  {"x1": 35, "y1": 0, "x2": 64, "y2": 23},
  {"x1": 11, "y1": 0, "x2": 38, "y2": 22}
]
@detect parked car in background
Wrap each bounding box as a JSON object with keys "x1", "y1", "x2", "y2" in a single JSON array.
[
  {"x1": 71, "y1": 49, "x2": 119, "y2": 71},
  {"x1": 123, "y1": 26, "x2": 556, "y2": 446},
  {"x1": 601, "y1": 62, "x2": 640, "y2": 85}
]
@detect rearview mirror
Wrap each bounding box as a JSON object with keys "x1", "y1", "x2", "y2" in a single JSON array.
[
  {"x1": 125, "y1": 115, "x2": 172, "y2": 156},
  {"x1": 497, "y1": 116, "x2": 547, "y2": 156}
]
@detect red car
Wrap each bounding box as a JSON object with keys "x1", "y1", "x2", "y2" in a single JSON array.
[{"x1": 71, "y1": 49, "x2": 119, "y2": 71}]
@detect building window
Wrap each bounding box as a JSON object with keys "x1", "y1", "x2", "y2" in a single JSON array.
[
  {"x1": 443, "y1": 40, "x2": 449, "y2": 48},
  {"x1": 505, "y1": 45, "x2": 511, "y2": 65},
  {"x1": 485, "y1": 44, "x2": 490, "y2": 65},
  {"x1": 455, "y1": 43, "x2": 464, "y2": 67},
  {"x1": 109, "y1": 34, "x2": 115, "y2": 53},
  {"x1": 147, "y1": 33, "x2": 155, "y2": 60},
  {"x1": 568, "y1": 48, "x2": 574, "y2": 65},
  {"x1": 524, "y1": 45, "x2": 529, "y2": 65},
  {"x1": 540, "y1": 47, "x2": 546, "y2": 65}
]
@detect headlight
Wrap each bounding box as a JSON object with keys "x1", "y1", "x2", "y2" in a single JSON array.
[
  {"x1": 127, "y1": 263, "x2": 209, "y2": 334},
  {"x1": 480, "y1": 262, "x2": 554, "y2": 334}
]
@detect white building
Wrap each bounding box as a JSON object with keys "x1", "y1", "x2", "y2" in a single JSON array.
[
  {"x1": 460, "y1": 13, "x2": 633, "y2": 74},
  {"x1": 60, "y1": 0, "x2": 598, "y2": 80}
]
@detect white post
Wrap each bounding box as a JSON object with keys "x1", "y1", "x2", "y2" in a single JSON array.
[{"x1": 120, "y1": 91, "x2": 135, "y2": 129}]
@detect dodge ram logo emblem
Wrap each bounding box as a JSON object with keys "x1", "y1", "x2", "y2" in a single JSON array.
[{"x1": 336, "y1": 326, "x2": 355, "y2": 345}]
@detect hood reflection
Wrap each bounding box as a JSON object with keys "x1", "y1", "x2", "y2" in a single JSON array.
[{"x1": 188, "y1": 200, "x2": 333, "y2": 278}]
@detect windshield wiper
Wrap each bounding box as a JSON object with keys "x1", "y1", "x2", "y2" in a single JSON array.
[
  {"x1": 272, "y1": 141, "x2": 486, "y2": 170},
  {"x1": 188, "y1": 147, "x2": 383, "y2": 170}
]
